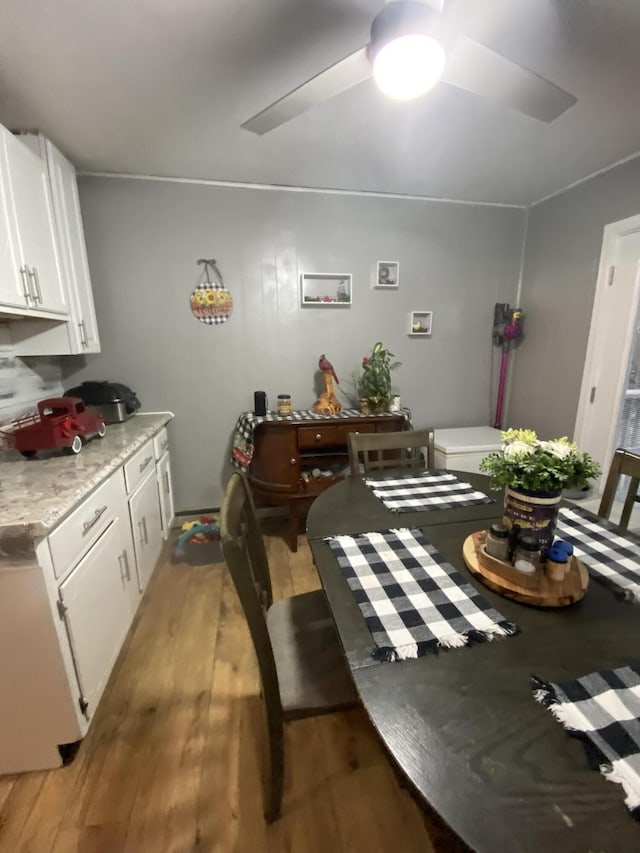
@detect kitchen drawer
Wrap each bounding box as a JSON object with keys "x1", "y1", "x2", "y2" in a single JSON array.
[
  {"x1": 153, "y1": 427, "x2": 170, "y2": 461},
  {"x1": 123, "y1": 439, "x2": 155, "y2": 494},
  {"x1": 49, "y1": 470, "x2": 127, "y2": 580},
  {"x1": 297, "y1": 422, "x2": 375, "y2": 449}
]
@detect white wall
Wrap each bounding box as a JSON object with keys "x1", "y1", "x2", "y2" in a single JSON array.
[
  {"x1": 61, "y1": 177, "x2": 525, "y2": 510},
  {"x1": 510, "y1": 155, "x2": 640, "y2": 440}
]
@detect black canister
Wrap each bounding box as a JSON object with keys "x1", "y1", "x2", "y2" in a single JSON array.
[{"x1": 254, "y1": 391, "x2": 267, "y2": 416}]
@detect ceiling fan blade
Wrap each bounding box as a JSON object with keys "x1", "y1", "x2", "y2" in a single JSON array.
[
  {"x1": 242, "y1": 46, "x2": 370, "y2": 135},
  {"x1": 440, "y1": 35, "x2": 577, "y2": 123}
]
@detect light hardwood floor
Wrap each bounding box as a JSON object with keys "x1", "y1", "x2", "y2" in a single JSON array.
[{"x1": 0, "y1": 523, "x2": 463, "y2": 853}]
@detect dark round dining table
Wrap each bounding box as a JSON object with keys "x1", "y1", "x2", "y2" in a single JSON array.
[{"x1": 306, "y1": 472, "x2": 640, "y2": 853}]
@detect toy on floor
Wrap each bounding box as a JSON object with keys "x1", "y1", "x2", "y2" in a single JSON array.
[{"x1": 174, "y1": 515, "x2": 220, "y2": 559}]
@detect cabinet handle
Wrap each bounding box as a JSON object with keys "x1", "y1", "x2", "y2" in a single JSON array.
[
  {"x1": 28, "y1": 266, "x2": 43, "y2": 304},
  {"x1": 117, "y1": 551, "x2": 128, "y2": 584},
  {"x1": 142, "y1": 516, "x2": 149, "y2": 545},
  {"x1": 82, "y1": 505, "x2": 108, "y2": 535},
  {"x1": 290, "y1": 458, "x2": 296, "y2": 465},
  {"x1": 164, "y1": 470, "x2": 170, "y2": 494},
  {"x1": 78, "y1": 320, "x2": 88, "y2": 347},
  {"x1": 138, "y1": 520, "x2": 145, "y2": 547},
  {"x1": 315, "y1": 433, "x2": 322, "y2": 442},
  {"x1": 20, "y1": 266, "x2": 32, "y2": 304},
  {"x1": 122, "y1": 549, "x2": 131, "y2": 581},
  {"x1": 139, "y1": 455, "x2": 153, "y2": 474}
]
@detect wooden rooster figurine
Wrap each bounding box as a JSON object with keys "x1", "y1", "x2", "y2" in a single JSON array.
[{"x1": 313, "y1": 353, "x2": 342, "y2": 415}]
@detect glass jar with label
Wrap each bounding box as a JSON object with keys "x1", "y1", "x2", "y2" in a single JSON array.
[
  {"x1": 485, "y1": 523, "x2": 510, "y2": 562},
  {"x1": 513, "y1": 535, "x2": 542, "y2": 574},
  {"x1": 277, "y1": 394, "x2": 292, "y2": 416}
]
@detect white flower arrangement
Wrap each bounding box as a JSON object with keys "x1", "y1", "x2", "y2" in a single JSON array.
[{"x1": 480, "y1": 429, "x2": 600, "y2": 492}]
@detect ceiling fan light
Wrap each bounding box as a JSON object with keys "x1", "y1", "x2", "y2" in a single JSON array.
[{"x1": 372, "y1": 34, "x2": 446, "y2": 100}]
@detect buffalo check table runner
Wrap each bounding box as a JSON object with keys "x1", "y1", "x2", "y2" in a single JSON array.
[
  {"x1": 364, "y1": 471, "x2": 494, "y2": 513},
  {"x1": 325, "y1": 527, "x2": 518, "y2": 661},
  {"x1": 555, "y1": 506, "x2": 640, "y2": 604},
  {"x1": 531, "y1": 664, "x2": 640, "y2": 820}
]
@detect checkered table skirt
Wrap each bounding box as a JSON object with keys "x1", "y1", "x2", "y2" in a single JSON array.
[
  {"x1": 532, "y1": 664, "x2": 640, "y2": 820},
  {"x1": 364, "y1": 471, "x2": 494, "y2": 513},
  {"x1": 556, "y1": 506, "x2": 640, "y2": 604},
  {"x1": 326, "y1": 527, "x2": 518, "y2": 661}
]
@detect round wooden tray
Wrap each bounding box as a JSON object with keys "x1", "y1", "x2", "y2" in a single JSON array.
[{"x1": 462, "y1": 530, "x2": 588, "y2": 608}]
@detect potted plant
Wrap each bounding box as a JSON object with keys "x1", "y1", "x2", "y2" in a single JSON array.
[
  {"x1": 480, "y1": 429, "x2": 600, "y2": 555},
  {"x1": 357, "y1": 342, "x2": 401, "y2": 413}
]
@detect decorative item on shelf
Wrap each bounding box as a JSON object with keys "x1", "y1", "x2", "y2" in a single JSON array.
[
  {"x1": 409, "y1": 311, "x2": 433, "y2": 336},
  {"x1": 356, "y1": 341, "x2": 401, "y2": 413},
  {"x1": 376, "y1": 260, "x2": 399, "y2": 288},
  {"x1": 190, "y1": 258, "x2": 233, "y2": 325},
  {"x1": 313, "y1": 354, "x2": 342, "y2": 415},
  {"x1": 480, "y1": 429, "x2": 600, "y2": 559},
  {"x1": 300, "y1": 272, "x2": 352, "y2": 306}
]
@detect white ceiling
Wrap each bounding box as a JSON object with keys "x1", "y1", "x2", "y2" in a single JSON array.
[{"x1": 1, "y1": 0, "x2": 639, "y2": 206}]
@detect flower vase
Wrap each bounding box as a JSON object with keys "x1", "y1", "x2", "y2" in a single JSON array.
[{"x1": 502, "y1": 486, "x2": 562, "y2": 559}]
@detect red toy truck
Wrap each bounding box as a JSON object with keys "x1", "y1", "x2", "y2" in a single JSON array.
[{"x1": 13, "y1": 397, "x2": 106, "y2": 458}]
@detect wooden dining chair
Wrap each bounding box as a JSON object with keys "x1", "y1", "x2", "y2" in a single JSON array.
[
  {"x1": 220, "y1": 471, "x2": 357, "y2": 822},
  {"x1": 598, "y1": 447, "x2": 640, "y2": 529},
  {"x1": 348, "y1": 427, "x2": 435, "y2": 477}
]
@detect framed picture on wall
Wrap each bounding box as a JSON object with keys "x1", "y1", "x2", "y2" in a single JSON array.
[{"x1": 376, "y1": 261, "x2": 399, "y2": 288}]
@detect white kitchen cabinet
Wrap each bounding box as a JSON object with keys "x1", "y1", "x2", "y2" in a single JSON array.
[
  {"x1": 0, "y1": 130, "x2": 27, "y2": 310},
  {"x1": 153, "y1": 427, "x2": 175, "y2": 540},
  {"x1": 58, "y1": 513, "x2": 133, "y2": 720},
  {"x1": 10, "y1": 133, "x2": 101, "y2": 355},
  {"x1": 0, "y1": 418, "x2": 173, "y2": 774},
  {"x1": 156, "y1": 452, "x2": 175, "y2": 540},
  {"x1": 129, "y1": 469, "x2": 163, "y2": 593},
  {"x1": 0, "y1": 125, "x2": 68, "y2": 317}
]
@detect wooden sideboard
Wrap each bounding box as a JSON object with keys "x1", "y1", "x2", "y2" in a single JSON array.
[{"x1": 248, "y1": 412, "x2": 407, "y2": 551}]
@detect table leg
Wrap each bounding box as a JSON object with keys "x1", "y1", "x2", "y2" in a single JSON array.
[{"x1": 288, "y1": 501, "x2": 299, "y2": 552}]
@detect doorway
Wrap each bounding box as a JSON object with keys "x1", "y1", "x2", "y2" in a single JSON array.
[{"x1": 574, "y1": 213, "x2": 640, "y2": 492}]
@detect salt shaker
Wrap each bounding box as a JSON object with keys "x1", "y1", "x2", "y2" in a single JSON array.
[{"x1": 513, "y1": 535, "x2": 542, "y2": 574}]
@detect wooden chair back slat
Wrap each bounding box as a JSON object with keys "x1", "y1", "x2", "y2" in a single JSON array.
[
  {"x1": 348, "y1": 428, "x2": 435, "y2": 477},
  {"x1": 598, "y1": 447, "x2": 640, "y2": 529}
]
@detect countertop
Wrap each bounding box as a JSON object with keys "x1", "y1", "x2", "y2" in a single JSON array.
[{"x1": 0, "y1": 412, "x2": 173, "y2": 543}]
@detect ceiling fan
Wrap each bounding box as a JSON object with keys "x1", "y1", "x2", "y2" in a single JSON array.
[{"x1": 242, "y1": 0, "x2": 577, "y2": 135}]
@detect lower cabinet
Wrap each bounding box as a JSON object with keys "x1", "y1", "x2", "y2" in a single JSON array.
[
  {"x1": 58, "y1": 514, "x2": 134, "y2": 719},
  {"x1": 0, "y1": 421, "x2": 174, "y2": 774},
  {"x1": 129, "y1": 469, "x2": 163, "y2": 593}
]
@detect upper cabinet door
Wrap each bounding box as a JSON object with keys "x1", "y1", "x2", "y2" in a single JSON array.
[
  {"x1": 43, "y1": 139, "x2": 100, "y2": 351},
  {"x1": 0, "y1": 130, "x2": 31, "y2": 310},
  {"x1": 3, "y1": 129, "x2": 68, "y2": 316}
]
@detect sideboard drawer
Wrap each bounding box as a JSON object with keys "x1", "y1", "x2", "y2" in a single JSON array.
[
  {"x1": 298, "y1": 423, "x2": 375, "y2": 449},
  {"x1": 123, "y1": 440, "x2": 155, "y2": 494},
  {"x1": 49, "y1": 469, "x2": 127, "y2": 580}
]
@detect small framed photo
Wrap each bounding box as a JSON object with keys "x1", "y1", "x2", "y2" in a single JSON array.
[{"x1": 376, "y1": 261, "x2": 399, "y2": 289}]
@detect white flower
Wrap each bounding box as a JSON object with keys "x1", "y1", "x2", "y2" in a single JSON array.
[
  {"x1": 503, "y1": 441, "x2": 536, "y2": 459},
  {"x1": 544, "y1": 440, "x2": 574, "y2": 460}
]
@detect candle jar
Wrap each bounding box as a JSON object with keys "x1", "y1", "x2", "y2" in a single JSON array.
[
  {"x1": 277, "y1": 394, "x2": 292, "y2": 416},
  {"x1": 545, "y1": 545, "x2": 569, "y2": 582}
]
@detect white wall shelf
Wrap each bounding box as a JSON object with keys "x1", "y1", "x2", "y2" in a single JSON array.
[
  {"x1": 300, "y1": 272, "x2": 352, "y2": 307},
  {"x1": 408, "y1": 311, "x2": 433, "y2": 336},
  {"x1": 375, "y1": 260, "x2": 399, "y2": 289}
]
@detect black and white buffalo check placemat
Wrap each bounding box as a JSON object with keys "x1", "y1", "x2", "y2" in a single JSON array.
[
  {"x1": 325, "y1": 527, "x2": 518, "y2": 661},
  {"x1": 531, "y1": 664, "x2": 640, "y2": 820},
  {"x1": 364, "y1": 471, "x2": 494, "y2": 513},
  {"x1": 556, "y1": 506, "x2": 640, "y2": 604}
]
